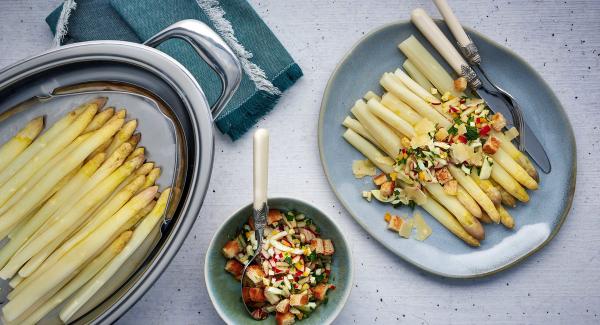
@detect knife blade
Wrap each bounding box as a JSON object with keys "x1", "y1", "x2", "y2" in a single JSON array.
[
  {"x1": 411, "y1": 7, "x2": 551, "y2": 173},
  {"x1": 473, "y1": 66, "x2": 551, "y2": 173}
]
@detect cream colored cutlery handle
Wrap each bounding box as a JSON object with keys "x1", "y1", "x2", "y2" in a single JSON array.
[
  {"x1": 411, "y1": 8, "x2": 467, "y2": 76},
  {"x1": 253, "y1": 129, "x2": 269, "y2": 210},
  {"x1": 433, "y1": 0, "x2": 481, "y2": 65},
  {"x1": 433, "y1": 0, "x2": 470, "y2": 47}
]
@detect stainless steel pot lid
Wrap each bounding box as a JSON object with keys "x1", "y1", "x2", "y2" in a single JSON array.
[{"x1": 0, "y1": 20, "x2": 241, "y2": 324}]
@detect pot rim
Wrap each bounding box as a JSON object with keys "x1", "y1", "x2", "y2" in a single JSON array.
[{"x1": 0, "y1": 40, "x2": 215, "y2": 324}]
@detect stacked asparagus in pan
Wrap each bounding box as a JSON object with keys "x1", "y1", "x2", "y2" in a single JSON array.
[
  {"x1": 344, "y1": 36, "x2": 538, "y2": 247},
  {"x1": 0, "y1": 98, "x2": 171, "y2": 324}
]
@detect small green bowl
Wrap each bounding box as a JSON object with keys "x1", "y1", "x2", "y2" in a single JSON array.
[{"x1": 205, "y1": 197, "x2": 353, "y2": 325}]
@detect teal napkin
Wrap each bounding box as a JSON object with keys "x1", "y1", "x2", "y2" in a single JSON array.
[{"x1": 46, "y1": 0, "x2": 302, "y2": 140}]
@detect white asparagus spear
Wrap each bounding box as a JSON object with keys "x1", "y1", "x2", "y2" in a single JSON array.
[
  {"x1": 380, "y1": 92, "x2": 422, "y2": 125},
  {"x1": 448, "y1": 165, "x2": 501, "y2": 223},
  {"x1": 105, "y1": 119, "x2": 137, "y2": 156},
  {"x1": 0, "y1": 141, "x2": 133, "y2": 263},
  {"x1": 60, "y1": 189, "x2": 169, "y2": 322},
  {"x1": 0, "y1": 155, "x2": 144, "y2": 279},
  {"x1": 8, "y1": 274, "x2": 22, "y2": 288},
  {"x1": 0, "y1": 104, "x2": 98, "y2": 208},
  {"x1": 380, "y1": 73, "x2": 451, "y2": 128},
  {"x1": 2, "y1": 186, "x2": 157, "y2": 321},
  {"x1": 498, "y1": 204, "x2": 515, "y2": 229},
  {"x1": 366, "y1": 98, "x2": 416, "y2": 138},
  {"x1": 0, "y1": 98, "x2": 103, "y2": 187},
  {"x1": 86, "y1": 109, "x2": 127, "y2": 158},
  {"x1": 63, "y1": 225, "x2": 160, "y2": 322},
  {"x1": 492, "y1": 148, "x2": 538, "y2": 190},
  {"x1": 393, "y1": 68, "x2": 439, "y2": 104},
  {"x1": 342, "y1": 116, "x2": 379, "y2": 146},
  {"x1": 398, "y1": 182, "x2": 479, "y2": 247},
  {"x1": 13, "y1": 231, "x2": 133, "y2": 325},
  {"x1": 127, "y1": 147, "x2": 145, "y2": 161},
  {"x1": 0, "y1": 117, "x2": 124, "y2": 236},
  {"x1": 423, "y1": 182, "x2": 484, "y2": 240},
  {"x1": 491, "y1": 130, "x2": 538, "y2": 180},
  {"x1": 393, "y1": 69, "x2": 452, "y2": 120},
  {"x1": 398, "y1": 36, "x2": 462, "y2": 97},
  {"x1": 490, "y1": 159, "x2": 529, "y2": 202},
  {"x1": 363, "y1": 91, "x2": 381, "y2": 102},
  {"x1": 83, "y1": 107, "x2": 115, "y2": 133},
  {"x1": 351, "y1": 99, "x2": 401, "y2": 157},
  {"x1": 0, "y1": 117, "x2": 44, "y2": 173},
  {"x1": 402, "y1": 60, "x2": 436, "y2": 94},
  {"x1": 456, "y1": 185, "x2": 483, "y2": 219},
  {"x1": 0, "y1": 153, "x2": 106, "y2": 269},
  {"x1": 20, "y1": 175, "x2": 147, "y2": 284},
  {"x1": 3, "y1": 270, "x2": 77, "y2": 325},
  {"x1": 0, "y1": 133, "x2": 93, "y2": 216},
  {"x1": 342, "y1": 129, "x2": 393, "y2": 174}
]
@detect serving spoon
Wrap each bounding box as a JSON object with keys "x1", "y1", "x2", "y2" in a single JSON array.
[{"x1": 241, "y1": 128, "x2": 269, "y2": 319}]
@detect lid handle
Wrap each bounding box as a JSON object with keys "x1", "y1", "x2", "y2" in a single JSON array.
[{"x1": 144, "y1": 20, "x2": 242, "y2": 120}]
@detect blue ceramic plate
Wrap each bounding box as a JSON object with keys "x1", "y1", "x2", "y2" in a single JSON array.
[
  {"x1": 205, "y1": 198, "x2": 353, "y2": 324},
  {"x1": 318, "y1": 21, "x2": 576, "y2": 278}
]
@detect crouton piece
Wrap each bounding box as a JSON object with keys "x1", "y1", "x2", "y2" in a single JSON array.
[
  {"x1": 251, "y1": 308, "x2": 268, "y2": 320},
  {"x1": 434, "y1": 167, "x2": 453, "y2": 185},
  {"x1": 373, "y1": 173, "x2": 388, "y2": 186},
  {"x1": 322, "y1": 239, "x2": 335, "y2": 256},
  {"x1": 289, "y1": 292, "x2": 309, "y2": 307},
  {"x1": 276, "y1": 312, "x2": 296, "y2": 325},
  {"x1": 312, "y1": 283, "x2": 330, "y2": 301},
  {"x1": 387, "y1": 215, "x2": 404, "y2": 232},
  {"x1": 443, "y1": 179, "x2": 458, "y2": 196},
  {"x1": 379, "y1": 181, "x2": 394, "y2": 198},
  {"x1": 482, "y1": 136, "x2": 501, "y2": 155},
  {"x1": 268, "y1": 209, "x2": 284, "y2": 225},
  {"x1": 435, "y1": 127, "x2": 449, "y2": 141},
  {"x1": 248, "y1": 287, "x2": 266, "y2": 303},
  {"x1": 401, "y1": 137, "x2": 411, "y2": 148},
  {"x1": 276, "y1": 299, "x2": 291, "y2": 313},
  {"x1": 491, "y1": 112, "x2": 507, "y2": 131},
  {"x1": 454, "y1": 77, "x2": 468, "y2": 92},
  {"x1": 224, "y1": 259, "x2": 244, "y2": 280},
  {"x1": 299, "y1": 228, "x2": 315, "y2": 243},
  {"x1": 222, "y1": 240, "x2": 241, "y2": 259},
  {"x1": 310, "y1": 238, "x2": 324, "y2": 254},
  {"x1": 245, "y1": 265, "x2": 265, "y2": 285},
  {"x1": 242, "y1": 287, "x2": 252, "y2": 303}
]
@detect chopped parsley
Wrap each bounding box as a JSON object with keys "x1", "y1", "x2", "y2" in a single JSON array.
[
  {"x1": 447, "y1": 125, "x2": 458, "y2": 135},
  {"x1": 465, "y1": 125, "x2": 480, "y2": 141}
]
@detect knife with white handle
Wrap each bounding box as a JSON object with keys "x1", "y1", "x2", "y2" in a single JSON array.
[
  {"x1": 433, "y1": 0, "x2": 481, "y2": 64},
  {"x1": 410, "y1": 7, "x2": 550, "y2": 173}
]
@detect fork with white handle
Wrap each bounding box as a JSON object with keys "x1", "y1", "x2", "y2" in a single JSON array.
[{"x1": 411, "y1": 3, "x2": 551, "y2": 173}]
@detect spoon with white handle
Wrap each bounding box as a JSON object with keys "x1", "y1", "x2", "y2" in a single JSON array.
[{"x1": 241, "y1": 128, "x2": 269, "y2": 319}]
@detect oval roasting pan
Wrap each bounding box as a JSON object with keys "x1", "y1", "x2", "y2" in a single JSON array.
[{"x1": 0, "y1": 20, "x2": 242, "y2": 324}]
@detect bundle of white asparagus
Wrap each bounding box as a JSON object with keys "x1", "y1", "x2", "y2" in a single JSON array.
[
  {"x1": 343, "y1": 36, "x2": 538, "y2": 247},
  {"x1": 0, "y1": 98, "x2": 171, "y2": 324}
]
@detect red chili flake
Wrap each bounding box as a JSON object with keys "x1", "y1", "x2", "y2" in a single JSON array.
[
  {"x1": 402, "y1": 148, "x2": 406, "y2": 154},
  {"x1": 449, "y1": 106, "x2": 460, "y2": 113},
  {"x1": 459, "y1": 98, "x2": 466, "y2": 104},
  {"x1": 273, "y1": 267, "x2": 281, "y2": 273},
  {"x1": 457, "y1": 135, "x2": 467, "y2": 143},
  {"x1": 329, "y1": 285, "x2": 336, "y2": 289},
  {"x1": 476, "y1": 117, "x2": 482, "y2": 124},
  {"x1": 325, "y1": 270, "x2": 331, "y2": 275},
  {"x1": 479, "y1": 125, "x2": 491, "y2": 136}
]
